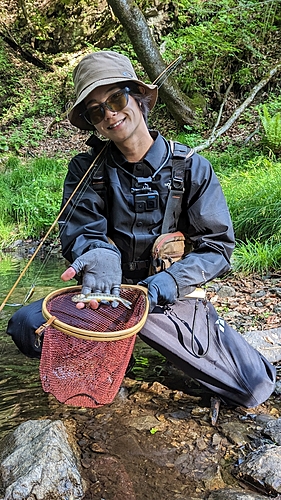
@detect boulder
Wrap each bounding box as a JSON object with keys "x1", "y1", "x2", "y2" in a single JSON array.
[{"x1": 0, "y1": 419, "x2": 85, "y2": 500}]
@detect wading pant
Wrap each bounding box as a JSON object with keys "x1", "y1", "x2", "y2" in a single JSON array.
[
  {"x1": 139, "y1": 299, "x2": 276, "y2": 408},
  {"x1": 7, "y1": 297, "x2": 276, "y2": 408}
]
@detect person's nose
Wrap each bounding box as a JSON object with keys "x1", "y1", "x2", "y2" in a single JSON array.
[{"x1": 103, "y1": 107, "x2": 117, "y2": 120}]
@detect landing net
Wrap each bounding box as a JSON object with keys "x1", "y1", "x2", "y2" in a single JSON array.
[{"x1": 39, "y1": 285, "x2": 148, "y2": 408}]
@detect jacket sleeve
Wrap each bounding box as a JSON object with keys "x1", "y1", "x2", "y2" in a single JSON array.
[
  {"x1": 59, "y1": 146, "x2": 109, "y2": 263},
  {"x1": 166, "y1": 152, "x2": 235, "y2": 297}
]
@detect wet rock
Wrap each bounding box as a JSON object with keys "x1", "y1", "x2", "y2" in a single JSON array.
[
  {"x1": 0, "y1": 419, "x2": 85, "y2": 500},
  {"x1": 263, "y1": 418, "x2": 281, "y2": 444},
  {"x1": 237, "y1": 444, "x2": 281, "y2": 494},
  {"x1": 202, "y1": 464, "x2": 225, "y2": 490},
  {"x1": 207, "y1": 488, "x2": 269, "y2": 499},
  {"x1": 219, "y1": 421, "x2": 251, "y2": 447},
  {"x1": 88, "y1": 455, "x2": 136, "y2": 500},
  {"x1": 127, "y1": 415, "x2": 160, "y2": 431}
]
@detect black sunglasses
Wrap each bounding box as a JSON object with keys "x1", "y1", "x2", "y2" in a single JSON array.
[{"x1": 80, "y1": 87, "x2": 130, "y2": 126}]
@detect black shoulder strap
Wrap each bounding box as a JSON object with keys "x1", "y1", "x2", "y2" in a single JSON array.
[{"x1": 161, "y1": 141, "x2": 194, "y2": 234}]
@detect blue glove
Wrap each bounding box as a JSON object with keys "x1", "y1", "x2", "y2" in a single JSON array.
[
  {"x1": 62, "y1": 247, "x2": 122, "y2": 296},
  {"x1": 139, "y1": 271, "x2": 178, "y2": 312}
]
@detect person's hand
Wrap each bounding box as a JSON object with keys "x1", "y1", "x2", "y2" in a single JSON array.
[
  {"x1": 61, "y1": 248, "x2": 122, "y2": 309},
  {"x1": 139, "y1": 271, "x2": 178, "y2": 312}
]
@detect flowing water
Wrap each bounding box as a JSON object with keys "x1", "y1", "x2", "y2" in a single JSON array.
[
  {"x1": 0, "y1": 249, "x2": 169, "y2": 441},
  {"x1": 2, "y1": 250, "x2": 281, "y2": 498},
  {"x1": 0, "y1": 250, "x2": 73, "y2": 439}
]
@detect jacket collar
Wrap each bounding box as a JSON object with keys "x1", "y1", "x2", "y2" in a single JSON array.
[{"x1": 87, "y1": 131, "x2": 169, "y2": 172}]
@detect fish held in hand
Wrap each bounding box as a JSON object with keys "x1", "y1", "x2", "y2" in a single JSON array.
[{"x1": 72, "y1": 293, "x2": 132, "y2": 309}]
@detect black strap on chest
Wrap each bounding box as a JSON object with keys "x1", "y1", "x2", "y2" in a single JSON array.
[{"x1": 161, "y1": 141, "x2": 194, "y2": 234}]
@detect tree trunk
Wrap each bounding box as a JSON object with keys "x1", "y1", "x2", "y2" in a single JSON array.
[{"x1": 107, "y1": 0, "x2": 196, "y2": 126}]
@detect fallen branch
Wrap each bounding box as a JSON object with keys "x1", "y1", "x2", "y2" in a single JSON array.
[
  {"x1": 194, "y1": 63, "x2": 281, "y2": 153},
  {"x1": 0, "y1": 23, "x2": 54, "y2": 72}
]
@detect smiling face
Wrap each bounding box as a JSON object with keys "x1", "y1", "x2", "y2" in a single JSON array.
[{"x1": 84, "y1": 83, "x2": 152, "y2": 152}]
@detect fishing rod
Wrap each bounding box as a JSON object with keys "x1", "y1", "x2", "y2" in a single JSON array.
[
  {"x1": 0, "y1": 55, "x2": 184, "y2": 312},
  {"x1": 0, "y1": 146, "x2": 107, "y2": 312},
  {"x1": 153, "y1": 56, "x2": 182, "y2": 88}
]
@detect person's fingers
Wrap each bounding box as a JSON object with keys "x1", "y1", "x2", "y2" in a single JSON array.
[
  {"x1": 111, "y1": 285, "x2": 121, "y2": 296},
  {"x1": 75, "y1": 302, "x2": 86, "y2": 310},
  {"x1": 61, "y1": 267, "x2": 76, "y2": 281},
  {"x1": 89, "y1": 299, "x2": 99, "y2": 310}
]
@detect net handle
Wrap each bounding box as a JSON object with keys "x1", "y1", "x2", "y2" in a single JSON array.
[{"x1": 41, "y1": 284, "x2": 149, "y2": 341}]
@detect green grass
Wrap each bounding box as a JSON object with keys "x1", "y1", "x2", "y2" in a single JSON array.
[
  {"x1": 232, "y1": 239, "x2": 281, "y2": 275},
  {"x1": 0, "y1": 156, "x2": 67, "y2": 244},
  {"x1": 217, "y1": 154, "x2": 281, "y2": 273},
  {"x1": 219, "y1": 156, "x2": 281, "y2": 243}
]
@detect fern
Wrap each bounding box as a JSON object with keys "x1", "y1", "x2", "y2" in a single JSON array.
[{"x1": 259, "y1": 104, "x2": 281, "y2": 154}]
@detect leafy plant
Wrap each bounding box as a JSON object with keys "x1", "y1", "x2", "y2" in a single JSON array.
[
  {"x1": 232, "y1": 239, "x2": 281, "y2": 275},
  {"x1": 0, "y1": 135, "x2": 9, "y2": 152},
  {"x1": 214, "y1": 153, "x2": 281, "y2": 272},
  {"x1": 0, "y1": 156, "x2": 67, "y2": 243},
  {"x1": 219, "y1": 156, "x2": 281, "y2": 243},
  {"x1": 162, "y1": 0, "x2": 278, "y2": 95},
  {"x1": 258, "y1": 104, "x2": 281, "y2": 154}
]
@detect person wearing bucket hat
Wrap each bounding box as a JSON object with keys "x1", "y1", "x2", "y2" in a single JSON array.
[
  {"x1": 7, "y1": 50, "x2": 276, "y2": 409},
  {"x1": 68, "y1": 51, "x2": 158, "y2": 131}
]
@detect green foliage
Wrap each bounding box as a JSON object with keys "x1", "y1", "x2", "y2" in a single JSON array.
[
  {"x1": 0, "y1": 135, "x2": 9, "y2": 152},
  {"x1": 216, "y1": 155, "x2": 281, "y2": 272},
  {"x1": 162, "y1": 0, "x2": 279, "y2": 94},
  {"x1": 8, "y1": 119, "x2": 45, "y2": 152},
  {"x1": 0, "y1": 156, "x2": 67, "y2": 244},
  {"x1": 176, "y1": 126, "x2": 204, "y2": 148},
  {"x1": 204, "y1": 145, "x2": 258, "y2": 174},
  {"x1": 0, "y1": 40, "x2": 67, "y2": 151},
  {"x1": 258, "y1": 104, "x2": 281, "y2": 154},
  {"x1": 220, "y1": 156, "x2": 281, "y2": 243},
  {"x1": 232, "y1": 239, "x2": 281, "y2": 275}
]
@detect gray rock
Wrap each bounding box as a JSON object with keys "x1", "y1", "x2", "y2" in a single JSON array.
[
  {"x1": 127, "y1": 415, "x2": 159, "y2": 431},
  {"x1": 243, "y1": 328, "x2": 281, "y2": 362},
  {"x1": 0, "y1": 419, "x2": 85, "y2": 500},
  {"x1": 238, "y1": 444, "x2": 281, "y2": 494},
  {"x1": 219, "y1": 421, "x2": 251, "y2": 447},
  {"x1": 251, "y1": 290, "x2": 266, "y2": 298},
  {"x1": 207, "y1": 488, "x2": 269, "y2": 499},
  {"x1": 217, "y1": 285, "x2": 236, "y2": 297},
  {"x1": 263, "y1": 418, "x2": 281, "y2": 444}
]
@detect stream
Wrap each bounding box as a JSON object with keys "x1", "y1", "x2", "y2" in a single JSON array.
[
  {"x1": 1, "y1": 249, "x2": 281, "y2": 499},
  {"x1": 0, "y1": 248, "x2": 169, "y2": 440},
  {"x1": 0, "y1": 250, "x2": 72, "y2": 438}
]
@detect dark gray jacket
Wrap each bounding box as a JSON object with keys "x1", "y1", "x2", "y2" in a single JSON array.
[{"x1": 59, "y1": 131, "x2": 235, "y2": 296}]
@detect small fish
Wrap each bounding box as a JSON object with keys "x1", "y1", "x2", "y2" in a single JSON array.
[{"x1": 72, "y1": 293, "x2": 132, "y2": 309}]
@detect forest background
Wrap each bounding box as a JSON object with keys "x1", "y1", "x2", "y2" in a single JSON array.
[{"x1": 0, "y1": 0, "x2": 281, "y2": 275}]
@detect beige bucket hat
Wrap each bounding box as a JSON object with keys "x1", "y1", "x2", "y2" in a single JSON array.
[{"x1": 68, "y1": 51, "x2": 158, "y2": 130}]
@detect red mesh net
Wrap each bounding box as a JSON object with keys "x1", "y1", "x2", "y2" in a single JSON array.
[{"x1": 39, "y1": 287, "x2": 147, "y2": 407}]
